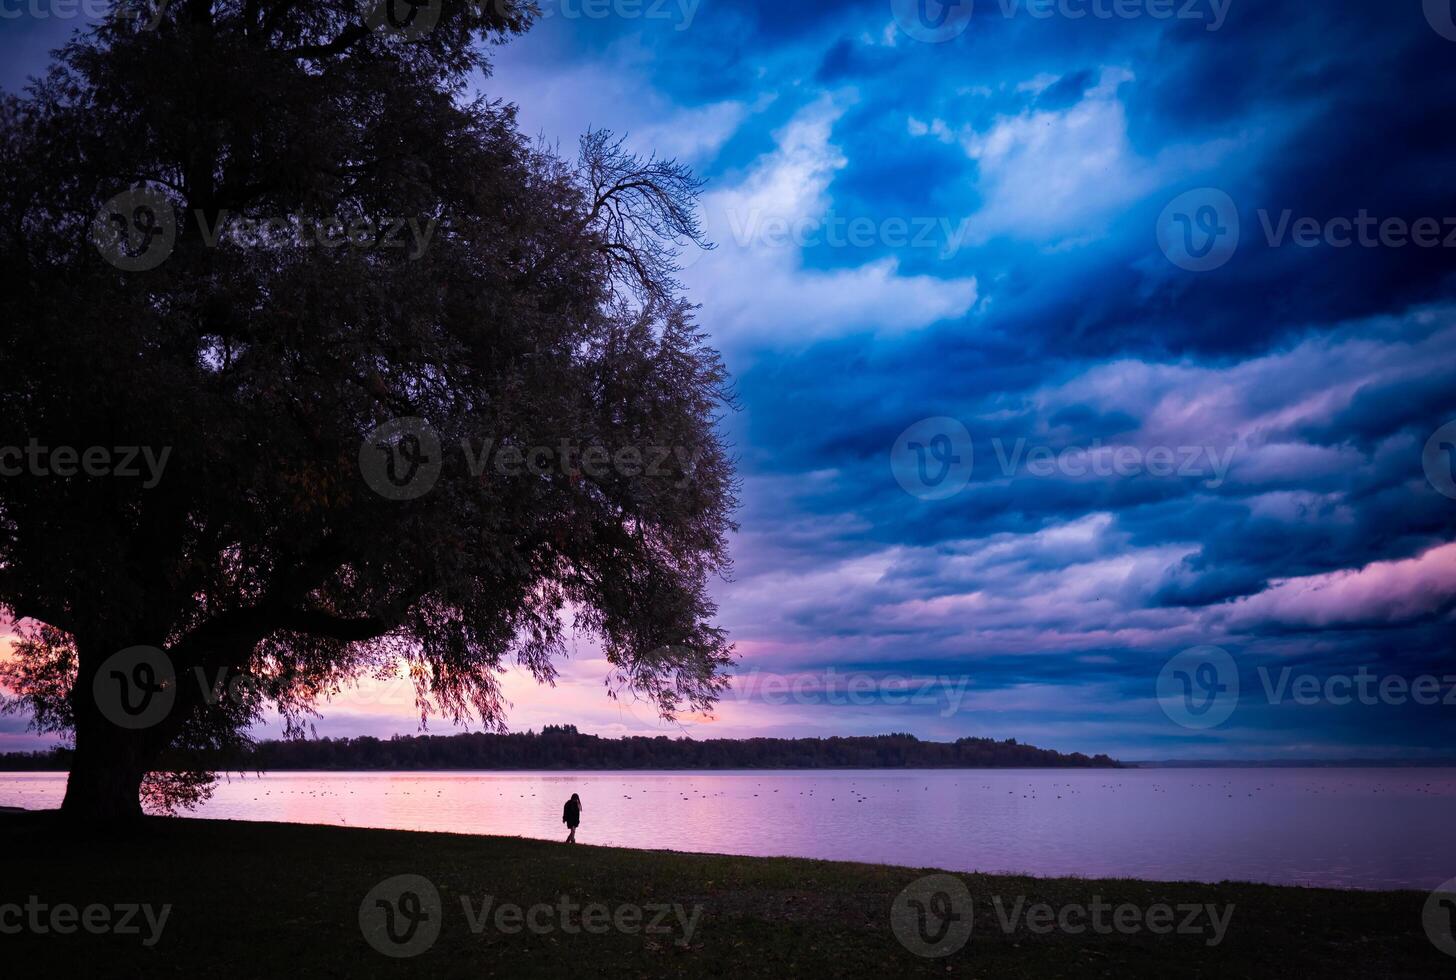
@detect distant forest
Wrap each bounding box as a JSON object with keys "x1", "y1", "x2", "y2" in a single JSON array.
[{"x1": 0, "y1": 727, "x2": 1121, "y2": 771}]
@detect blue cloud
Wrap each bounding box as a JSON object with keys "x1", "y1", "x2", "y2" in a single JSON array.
[{"x1": 3, "y1": 0, "x2": 1455, "y2": 759}]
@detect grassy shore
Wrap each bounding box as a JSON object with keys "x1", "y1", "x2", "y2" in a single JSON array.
[{"x1": 0, "y1": 810, "x2": 1443, "y2": 977}]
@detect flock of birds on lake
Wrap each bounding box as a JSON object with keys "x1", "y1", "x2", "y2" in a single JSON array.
[
  {"x1": 215, "y1": 776, "x2": 1452, "y2": 809},
  {"x1": 3, "y1": 774, "x2": 1453, "y2": 811}
]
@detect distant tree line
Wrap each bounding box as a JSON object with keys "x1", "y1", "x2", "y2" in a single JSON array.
[{"x1": 0, "y1": 727, "x2": 1121, "y2": 771}]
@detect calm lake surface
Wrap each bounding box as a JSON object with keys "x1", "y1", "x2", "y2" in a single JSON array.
[{"x1": 5, "y1": 768, "x2": 1453, "y2": 891}]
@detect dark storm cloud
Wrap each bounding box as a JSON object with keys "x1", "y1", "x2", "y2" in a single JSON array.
[{"x1": 2, "y1": 0, "x2": 1454, "y2": 757}]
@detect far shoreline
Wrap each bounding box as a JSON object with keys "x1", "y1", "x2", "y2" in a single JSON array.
[{"x1": 7, "y1": 761, "x2": 1456, "y2": 774}]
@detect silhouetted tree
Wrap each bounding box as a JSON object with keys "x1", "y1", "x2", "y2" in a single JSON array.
[{"x1": 0, "y1": 1, "x2": 736, "y2": 821}]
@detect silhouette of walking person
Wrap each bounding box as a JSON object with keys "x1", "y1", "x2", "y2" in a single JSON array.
[{"x1": 563, "y1": 792, "x2": 582, "y2": 844}]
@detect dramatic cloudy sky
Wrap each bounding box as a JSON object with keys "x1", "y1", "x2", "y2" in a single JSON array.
[{"x1": 2, "y1": 1, "x2": 1455, "y2": 760}]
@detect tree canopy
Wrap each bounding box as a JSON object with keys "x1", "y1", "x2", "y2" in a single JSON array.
[{"x1": 0, "y1": 0, "x2": 737, "y2": 820}]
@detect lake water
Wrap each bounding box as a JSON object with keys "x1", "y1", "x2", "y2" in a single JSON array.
[{"x1": 4, "y1": 767, "x2": 1453, "y2": 891}]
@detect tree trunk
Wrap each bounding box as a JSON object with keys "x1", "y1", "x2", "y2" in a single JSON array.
[
  {"x1": 60, "y1": 716, "x2": 150, "y2": 823},
  {"x1": 60, "y1": 637, "x2": 169, "y2": 825}
]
